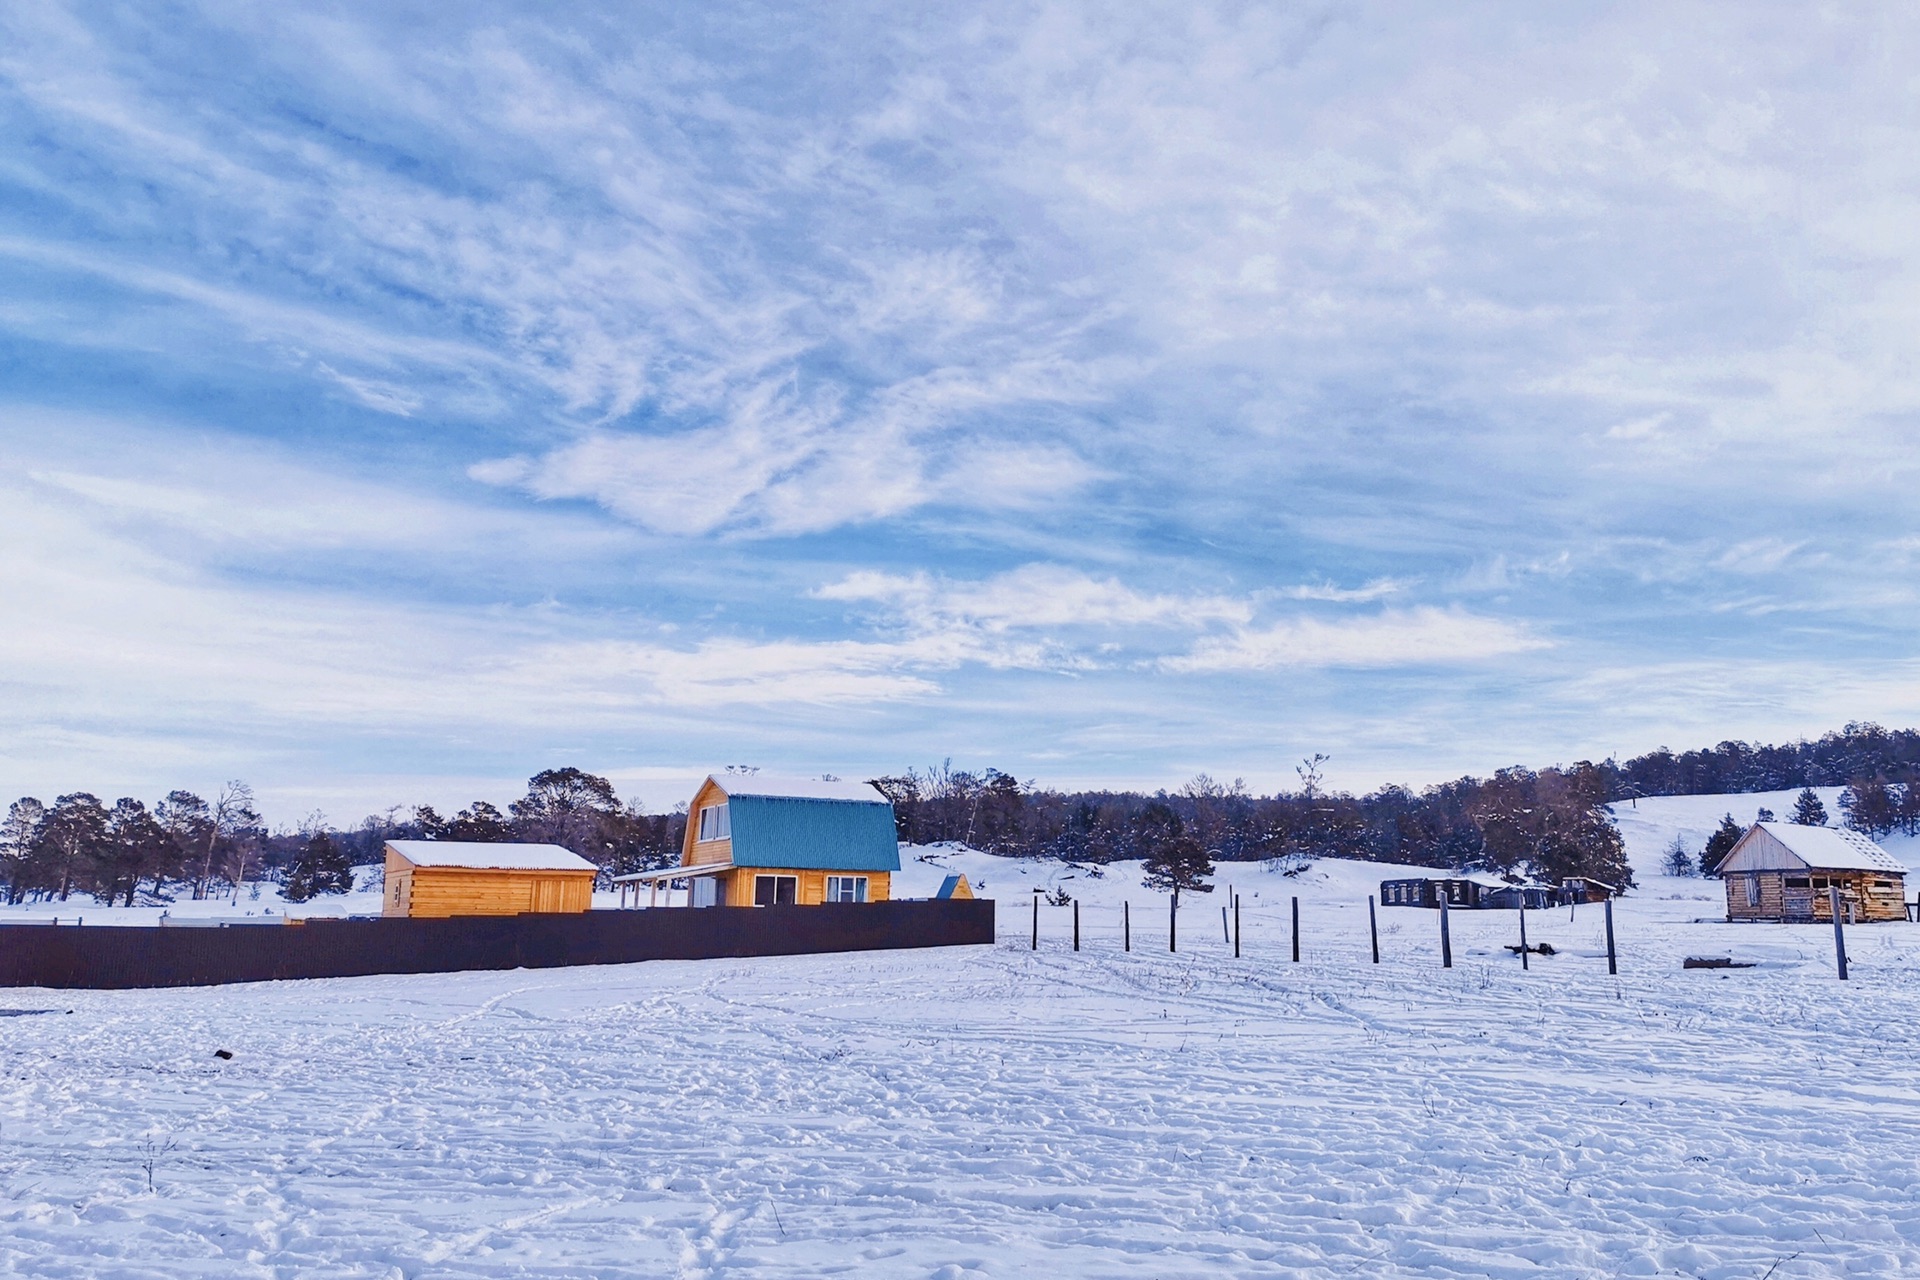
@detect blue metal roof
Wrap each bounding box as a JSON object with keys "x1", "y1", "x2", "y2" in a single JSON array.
[{"x1": 726, "y1": 794, "x2": 901, "y2": 872}]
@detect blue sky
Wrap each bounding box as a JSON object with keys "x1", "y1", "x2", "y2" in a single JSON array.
[{"x1": 5, "y1": 2, "x2": 1920, "y2": 822}]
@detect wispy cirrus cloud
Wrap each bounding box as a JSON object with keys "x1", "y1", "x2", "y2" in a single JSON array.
[
  {"x1": 1161, "y1": 608, "x2": 1548, "y2": 674},
  {"x1": 4, "y1": 2, "x2": 1920, "y2": 812}
]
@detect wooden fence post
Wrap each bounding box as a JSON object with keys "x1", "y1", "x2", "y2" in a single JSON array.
[
  {"x1": 1368, "y1": 894, "x2": 1380, "y2": 964},
  {"x1": 1291, "y1": 896, "x2": 1300, "y2": 963},
  {"x1": 1170, "y1": 888, "x2": 1178, "y2": 953},
  {"x1": 1073, "y1": 899, "x2": 1080, "y2": 952},
  {"x1": 1440, "y1": 897, "x2": 1453, "y2": 969},
  {"x1": 1233, "y1": 894, "x2": 1241, "y2": 958},
  {"x1": 1604, "y1": 898, "x2": 1618, "y2": 976},
  {"x1": 1124, "y1": 900, "x2": 1131, "y2": 952},
  {"x1": 1518, "y1": 901, "x2": 1530, "y2": 971},
  {"x1": 1830, "y1": 885, "x2": 1849, "y2": 980},
  {"x1": 1222, "y1": 904, "x2": 1231, "y2": 944},
  {"x1": 1031, "y1": 892, "x2": 1039, "y2": 951}
]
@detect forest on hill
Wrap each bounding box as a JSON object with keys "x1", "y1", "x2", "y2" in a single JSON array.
[{"x1": 7, "y1": 723, "x2": 1920, "y2": 906}]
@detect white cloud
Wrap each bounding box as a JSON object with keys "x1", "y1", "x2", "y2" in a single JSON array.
[
  {"x1": 6, "y1": 2, "x2": 1920, "y2": 809},
  {"x1": 816, "y1": 564, "x2": 1253, "y2": 633},
  {"x1": 1162, "y1": 607, "x2": 1547, "y2": 673},
  {"x1": 1283, "y1": 578, "x2": 1406, "y2": 603}
]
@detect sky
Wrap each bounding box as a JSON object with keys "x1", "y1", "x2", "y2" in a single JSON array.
[{"x1": 5, "y1": 1, "x2": 1920, "y2": 823}]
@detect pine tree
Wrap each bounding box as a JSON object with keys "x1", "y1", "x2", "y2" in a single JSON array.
[
  {"x1": 1789, "y1": 787, "x2": 1828, "y2": 826},
  {"x1": 1661, "y1": 836, "x2": 1695, "y2": 877},
  {"x1": 283, "y1": 832, "x2": 355, "y2": 902},
  {"x1": 1699, "y1": 814, "x2": 1745, "y2": 875},
  {"x1": 1839, "y1": 777, "x2": 1897, "y2": 836},
  {"x1": 1138, "y1": 802, "x2": 1214, "y2": 893}
]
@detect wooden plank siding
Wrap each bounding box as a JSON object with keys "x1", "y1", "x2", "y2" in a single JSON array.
[
  {"x1": 1724, "y1": 869, "x2": 1905, "y2": 923},
  {"x1": 718, "y1": 867, "x2": 892, "y2": 907},
  {"x1": 383, "y1": 850, "x2": 595, "y2": 919},
  {"x1": 685, "y1": 777, "x2": 733, "y2": 866},
  {"x1": 688, "y1": 838, "x2": 732, "y2": 867}
]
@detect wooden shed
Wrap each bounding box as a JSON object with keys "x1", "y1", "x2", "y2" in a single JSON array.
[
  {"x1": 1718, "y1": 823, "x2": 1907, "y2": 923},
  {"x1": 1379, "y1": 877, "x2": 1486, "y2": 909},
  {"x1": 383, "y1": 840, "x2": 598, "y2": 918},
  {"x1": 1482, "y1": 883, "x2": 1555, "y2": 911},
  {"x1": 615, "y1": 774, "x2": 900, "y2": 908}
]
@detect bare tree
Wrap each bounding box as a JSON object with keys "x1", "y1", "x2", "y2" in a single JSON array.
[{"x1": 192, "y1": 781, "x2": 259, "y2": 900}]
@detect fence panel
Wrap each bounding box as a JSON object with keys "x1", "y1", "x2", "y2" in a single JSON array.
[{"x1": 0, "y1": 899, "x2": 996, "y2": 990}]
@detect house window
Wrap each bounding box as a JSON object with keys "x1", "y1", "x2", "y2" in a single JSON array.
[
  {"x1": 1745, "y1": 875, "x2": 1761, "y2": 907},
  {"x1": 697, "y1": 804, "x2": 731, "y2": 842},
  {"x1": 754, "y1": 875, "x2": 797, "y2": 907},
  {"x1": 825, "y1": 875, "x2": 869, "y2": 903},
  {"x1": 691, "y1": 877, "x2": 726, "y2": 908}
]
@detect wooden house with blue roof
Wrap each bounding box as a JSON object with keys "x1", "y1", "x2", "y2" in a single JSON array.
[{"x1": 617, "y1": 774, "x2": 902, "y2": 908}]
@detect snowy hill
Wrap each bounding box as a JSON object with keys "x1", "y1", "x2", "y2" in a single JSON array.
[{"x1": 1607, "y1": 787, "x2": 1920, "y2": 878}]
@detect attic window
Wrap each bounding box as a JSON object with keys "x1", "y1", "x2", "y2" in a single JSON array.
[{"x1": 697, "y1": 803, "x2": 731, "y2": 842}]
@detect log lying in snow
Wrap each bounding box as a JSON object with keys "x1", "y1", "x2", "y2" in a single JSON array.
[{"x1": 1682, "y1": 956, "x2": 1755, "y2": 970}]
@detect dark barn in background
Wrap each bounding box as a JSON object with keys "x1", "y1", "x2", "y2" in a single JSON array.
[{"x1": 1379, "y1": 878, "x2": 1485, "y2": 909}]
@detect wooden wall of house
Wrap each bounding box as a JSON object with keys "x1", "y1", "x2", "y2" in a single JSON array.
[
  {"x1": 383, "y1": 851, "x2": 595, "y2": 918},
  {"x1": 685, "y1": 778, "x2": 732, "y2": 867},
  {"x1": 718, "y1": 867, "x2": 892, "y2": 907},
  {"x1": 1725, "y1": 870, "x2": 1905, "y2": 923},
  {"x1": 384, "y1": 865, "x2": 412, "y2": 917}
]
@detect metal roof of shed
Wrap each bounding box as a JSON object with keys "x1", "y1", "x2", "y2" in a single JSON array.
[{"x1": 386, "y1": 840, "x2": 598, "y2": 872}]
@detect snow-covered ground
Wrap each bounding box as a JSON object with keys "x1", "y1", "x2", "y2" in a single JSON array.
[{"x1": 6, "y1": 805, "x2": 1920, "y2": 1276}]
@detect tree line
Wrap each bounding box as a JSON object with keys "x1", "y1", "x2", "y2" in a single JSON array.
[
  {"x1": 0, "y1": 769, "x2": 687, "y2": 907},
  {"x1": 7, "y1": 723, "x2": 1919, "y2": 906},
  {"x1": 873, "y1": 722, "x2": 1920, "y2": 888},
  {"x1": 872, "y1": 755, "x2": 1635, "y2": 891}
]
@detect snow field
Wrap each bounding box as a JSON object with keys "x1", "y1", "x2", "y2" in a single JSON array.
[
  {"x1": 5, "y1": 799, "x2": 1920, "y2": 1277},
  {"x1": 6, "y1": 851, "x2": 1920, "y2": 1278}
]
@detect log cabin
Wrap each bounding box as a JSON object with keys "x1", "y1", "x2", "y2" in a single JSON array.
[
  {"x1": 1717, "y1": 822, "x2": 1907, "y2": 923},
  {"x1": 383, "y1": 840, "x2": 598, "y2": 918},
  {"x1": 614, "y1": 775, "x2": 900, "y2": 907}
]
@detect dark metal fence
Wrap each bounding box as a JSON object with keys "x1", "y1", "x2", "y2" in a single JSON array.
[{"x1": 0, "y1": 899, "x2": 996, "y2": 990}]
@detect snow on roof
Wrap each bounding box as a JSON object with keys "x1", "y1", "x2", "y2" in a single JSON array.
[
  {"x1": 706, "y1": 773, "x2": 887, "y2": 804},
  {"x1": 1726, "y1": 824, "x2": 1907, "y2": 875},
  {"x1": 386, "y1": 840, "x2": 598, "y2": 872}
]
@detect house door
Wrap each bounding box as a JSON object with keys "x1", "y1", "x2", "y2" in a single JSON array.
[
  {"x1": 1782, "y1": 876, "x2": 1813, "y2": 922},
  {"x1": 531, "y1": 878, "x2": 565, "y2": 913}
]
